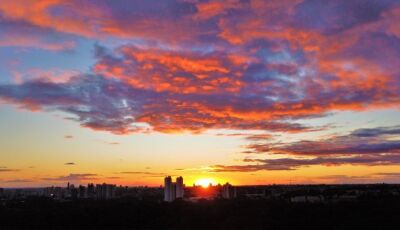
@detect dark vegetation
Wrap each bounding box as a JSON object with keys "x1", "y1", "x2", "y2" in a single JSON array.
[{"x1": 1, "y1": 196, "x2": 400, "y2": 230}]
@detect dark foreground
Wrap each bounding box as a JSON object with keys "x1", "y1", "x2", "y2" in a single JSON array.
[{"x1": 1, "y1": 197, "x2": 400, "y2": 230}]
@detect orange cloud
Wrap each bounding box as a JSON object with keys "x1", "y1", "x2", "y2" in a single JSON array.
[{"x1": 94, "y1": 45, "x2": 247, "y2": 94}]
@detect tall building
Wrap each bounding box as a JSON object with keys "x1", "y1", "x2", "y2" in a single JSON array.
[
  {"x1": 222, "y1": 183, "x2": 236, "y2": 199},
  {"x1": 164, "y1": 176, "x2": 173, "y2": 202},
  {"x1": 96, "y1": 183, "x2": 116, "y2": 200},
  {"x1": 164, "y1": 176, "x2": 184, "y2": 202},
  {"x1": 176, "y1": 176, "x2": 184, "y2": 199},
  {"x1": 78, "y1": 185, "x2": 86, "y2": 198},
  {"x1": 171, "y1": 182, "x2": 176, "y2": 201},
  {"x1": 87, "y1": 183, "x2": 95, "y2": 198}
]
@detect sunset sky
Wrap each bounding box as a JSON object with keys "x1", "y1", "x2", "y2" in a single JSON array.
[{"x1": 1, "y1": 0, "x2": 400, "y2": 188}]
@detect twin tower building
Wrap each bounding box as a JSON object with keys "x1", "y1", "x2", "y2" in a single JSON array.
[{"x1": 164, "y1": 176, "x2": 184, "y2": 202}]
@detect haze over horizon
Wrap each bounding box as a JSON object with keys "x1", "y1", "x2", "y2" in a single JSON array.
[{"x1": 1, "y1": 0, "x2": 400, "y2": 188}]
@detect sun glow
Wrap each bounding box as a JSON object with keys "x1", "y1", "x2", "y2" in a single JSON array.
[{"x1": 194, "y1": 178, "x2": 217, "y2": 188}]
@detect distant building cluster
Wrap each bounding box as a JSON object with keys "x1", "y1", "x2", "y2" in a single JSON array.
[
  {"x1": 164, "y1": 176, "x2": 184, "y2": 202},
  {"x1": 163, "y1": 176, "x2": 236, "y2": 202},
  {"x1": 44, "y1": 183, "x2": 117, "y2": 200},
  {"x1": 2, "y1": 182, "x2": 400, "y2": 204},
  {"x1": 0, "y1": 184, "x2": 163, "y2": 202}
]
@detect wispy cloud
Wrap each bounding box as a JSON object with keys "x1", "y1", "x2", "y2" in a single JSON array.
[
  {"x1": 216, "y1": 133, "x2": 274, "y2": 141},
  {"x1": 42, "y1": 173, "x2": 98, "y2": 182},
  {"x1": 373, "y1": 172, "x2": 400, "y2": 177},
  {"x1": 210, "y1": 154, "x2": 400, "y2": 172},
  {"x1": 316, "y1": 173, "x2": 400, "y2": 183},
  {"x1": 208, "y1": 125, "x2": 400, "y2": 172},
  {"x1": 244, "y1": 126, "x2": 400, "y2": 156},
  {"x1": 117, "y1": 171, "x2": 170, "y2": 178},
  {"x1": 0, "y1": 167, "x2": 20, "y2": 172},
  {"x1": 5, "y1": 179, "x2": 33, "y2": 183},
  {"x1": 106, "y1": 176, "x2": 122, "y2": 179},
  {"x1": 97, "y1": 140, "x2": 120, "y2": 145}
]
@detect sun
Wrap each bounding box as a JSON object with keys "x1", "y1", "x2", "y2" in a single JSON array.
[{"x1": 194, "y1": 178, "x2": 217, "y2": 188}]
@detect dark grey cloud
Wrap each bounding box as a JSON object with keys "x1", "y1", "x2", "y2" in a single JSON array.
[
  {"x1": 244, "y1": 126, "x2": 400, "y2": 156},
  {"x1": 351, "y1": 126, "x2": 400, "y2": 137},
  {"x1": 211, "y1": 154, "x2": 400, "y2": 172}
]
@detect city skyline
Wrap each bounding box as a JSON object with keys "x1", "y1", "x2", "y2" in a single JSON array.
[{"x1": 1, "y1": 0, "x2": 400, "y2": 188}]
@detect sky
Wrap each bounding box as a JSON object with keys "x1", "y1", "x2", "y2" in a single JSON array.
[{"x1": 0, "y1": 0, "x2": 400, "y2": 188}]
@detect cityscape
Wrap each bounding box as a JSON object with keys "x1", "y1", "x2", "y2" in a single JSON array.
[
  {"x1": 1, "y1": 177, "x2": 400, "y2": 229},
  {"x1": 1, "y1": 0, "x2": 400, "y2": 229},
  {"x1": 0, "y1": 176, "x2": 237, "y2": 202},
  {"x1": 2, "y1": 176, "x2": 400, "y2": 203}
]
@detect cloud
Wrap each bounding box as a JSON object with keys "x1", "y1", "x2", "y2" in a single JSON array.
[
  {"x1": 97, "y1": 140, "x2": 120, "y2": 145},
  {"x1": 0, "y1": 75, "x2": 150, "y2": 134},
  {"x1": 0, "y1": 17, "x2": 76, "y2": 51},
  {"x1": 373, "y1": 172, "x2": 400, "y2": 177},
  {"x1": 11, "y1": 69, "x2": 79, "y2": 84},
  {"x1": 0, "y1": 0, "x2": 398, "y2": 51},
  {"x1": 94, "y1": 45, "x2": 245, "y2": 94},
  {"x1": 0, "y1": 167, "x2": 20, "y2": 172},
  {"x1": 0, "y1": 1, "x2": 399, "y2": 135},
  {"x1": 1, "y1": 0, "x2": 399, "y2": 181},
  {"x1": 117, "y1": 171, "x2": 168, "y2": 177},
  {"x1": 0, "y1": 0, "x2": 207, "y2": 44},
  {"x1": 104, "y1": 142, "x2": 119, "y2": 145},
  {"x1": 210, "y1": 125, "x2": 400, "y2": 171},
  {"x1": 106, "y1": 176, "x2": 122, "y2": 179},
  {"x1": 317, "y1": 173, "x2": 400, "y2": 183},
  {"x1": 244, "y1": 134, "x2": 274, "y2": 141},
  {"x1": 216, "y1": 133, "x2": 274, "y2": 141},
  {"x1": 351, "y1": 126, "x2": 400, "y2": 137},
  {"x1": 0, "y1": 74, "x2": 314, "y2": 134},
  {"x1": 5, "y1": 179, "x2": 33, "y2": 183},
  {"x1": 42, "y1": 173, "x2": 98, "y2": 181},
  {"x1": 244, "y1": 126, "x2": 400, "y2": 155},
  {"x1": 211, "y1": 154, "x2": 400, "y2": 172}
]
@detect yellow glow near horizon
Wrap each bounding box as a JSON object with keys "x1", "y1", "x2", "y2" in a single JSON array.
[{"x1": 194, "y1": 178, "x2": 217, "y2": 188}]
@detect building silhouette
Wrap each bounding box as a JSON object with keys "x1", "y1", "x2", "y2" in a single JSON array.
[
  {"x1": 164, "y1": 176, "x2": 173, "y2": 202},
  {"x1": 87, "y1": 183, "x2": 95, "y2": 198},
  {"x1": 78, "y1": 185, "x2": 86, "y2": 198},
  {"x1": 222, "y1": 183, "x2": 236, "y2": 199},
  {"x1": 176, "y1": 176, "x2": 184, "y2": 199},
  {"x1": 96, "y1": 183, "x2": 116, "y2": 199},
  {"x1": 164, "y1": 176, "x2": 184, "y2": 202}
]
